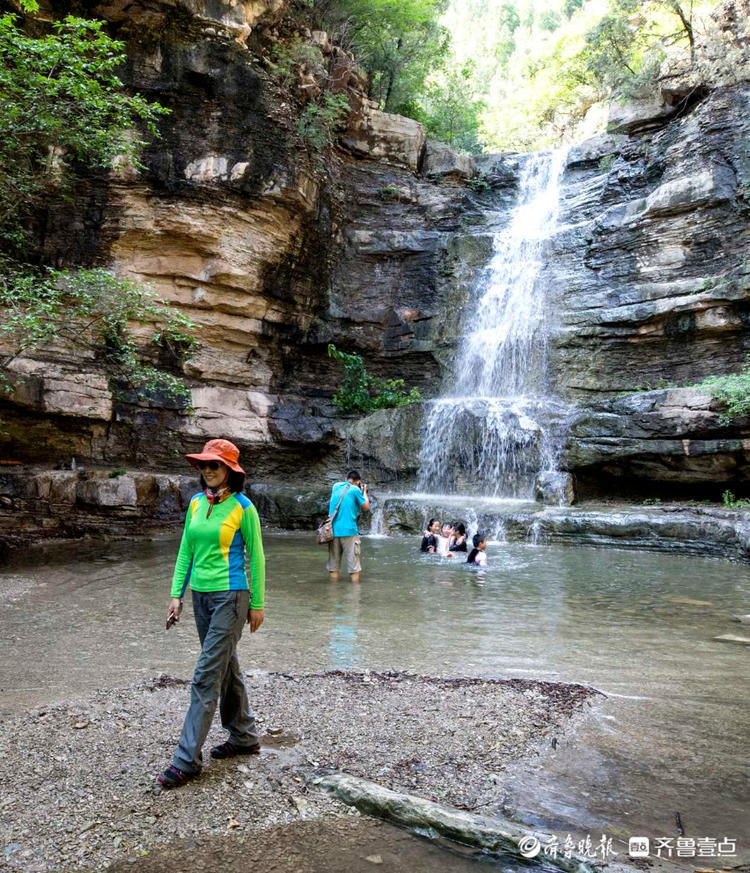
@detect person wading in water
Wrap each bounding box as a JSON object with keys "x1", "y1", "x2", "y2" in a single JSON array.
[{"x1": 326, "y1": 470, "x2": 370, "y2": 584}]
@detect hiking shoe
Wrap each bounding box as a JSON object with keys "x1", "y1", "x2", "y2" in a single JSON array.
[
  {"x1": 210, "y1": 741, "x2": 261, "y2": 760},
  {"x1": 157, "y1": 764, "x2": 199, "y2": 789}
]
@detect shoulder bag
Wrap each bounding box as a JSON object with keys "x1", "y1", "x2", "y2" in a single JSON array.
[{"x1": 316, "y1": 484, "x2": 351, "y2": 545}]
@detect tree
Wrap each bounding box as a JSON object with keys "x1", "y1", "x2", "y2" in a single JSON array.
[
  {"x1": 499, "y1": 2, "x2": 521, "y2": 33},
  {"x1": 323, "y1": 0, "x2": 451, "y2": 114},
  {"x1": 417, "y1": 64, "x2": 486, "y2": 152},
  {"x1": 539, "y1": 10, "x2": 562, "y2": 32},
  {"x1": 0, "y1": 6, "x2": 167, "y2": 251},
  {"x1": 563, "y1": 0, "x2": 583, "y2": 20},
  {"x1": 495, "y1": 2, "x2": 521, "y2": 66},
  {"x1": 571, "y1": 0, "x2": 699, "y2": 95}
]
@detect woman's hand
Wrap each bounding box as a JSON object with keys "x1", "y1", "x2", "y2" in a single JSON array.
[
  {"x1": 248, "y1": 608, "x2": 264, "y2": 632},
  {"x1": 166, "y1": 598, "x2": 183, "y2": 629}
]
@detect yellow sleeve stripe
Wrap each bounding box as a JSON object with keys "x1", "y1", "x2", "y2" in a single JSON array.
[{"x1": 219, "y1": 503, "x2": 244, "y2": 562}]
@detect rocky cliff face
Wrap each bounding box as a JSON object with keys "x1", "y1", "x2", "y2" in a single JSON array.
[
  {"x1": 345, "y1": 83, "x2": 750, "y2": 499},
  {"x1": 1, "y1": 0, "x2": 749, "y2": 532},
  {"x1": 553, "y1": 86, "x2": 750, "y2": 400},
  {"x1": 555, "y1": 84, "x2": 750, "y2": 495},
  {"x1": 0, "y1": 0, "x2": 490, "y2": 485}
]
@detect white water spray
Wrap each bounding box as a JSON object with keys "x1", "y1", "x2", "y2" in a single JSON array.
[{"x1": 418, "y1": 149, "x2": 568, "y2": 497}]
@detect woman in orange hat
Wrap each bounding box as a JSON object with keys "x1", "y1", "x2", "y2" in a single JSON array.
[{"x1": 158, "y1": 438, "x2": 266, "y2": 789}]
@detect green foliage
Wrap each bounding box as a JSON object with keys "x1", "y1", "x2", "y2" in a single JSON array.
[
  {"x1": 598, "y1": 153, "x2": 616, "y2": 172},
  {"x1": 0, "y1": 267, "x2": 198, "y2": 406},
  {"x1": 722, "y1": 490, "x2": 750, "y2": 509},
  {"x1": 270, "y1": 38, "x2": 326, "y2": 89},
  {"x1": 499, "y1": 2, "x2": 521, "y2": 33},
  {"x1": 296, "y1": 92, "x2": 351, "y2": 157},
  {"x1": 327, "y1": 343, "x2": 422, "y2": 414},
  {"x1": 378, "y1": 184, "x2": 402, "y2": 201},
  {"x1": 494, "y1": 2, "x2": 521, "y2": 65},
  {"x1": 642, "y1": 497, "x2": 662, "y2": 505},
  {"x1": 539, "y1": 10, "x2": 562, "y2": 32},
  {"x1": 0, "y1": 10, "x2": 168, "y2": 251},
  {"x1": 415, "y1": 63, "x2": 486, "y2": 153},
  {"x1": 572, "y1": 2, "x2": 668, "y2": 98},
  {"x1": 468, "y1": 175, "x2": 491, "y2": 192},
  {"x1": 324, "y1": 0, "x2": 451, "y2": 114},
  {"x1": 695, "y1": 365, "x2": 750, "y2": 426},
  {"x1": 442, "y1": 0, "x2": 729, "y2": 152}
]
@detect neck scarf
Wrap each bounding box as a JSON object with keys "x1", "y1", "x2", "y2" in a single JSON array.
[{"x1": 204, "y1": 486, "x2": 230, "y2": 518}]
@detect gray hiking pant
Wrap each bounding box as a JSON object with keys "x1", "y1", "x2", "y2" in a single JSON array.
[{"x1": 173, "y1": 589, "x2": 258, "y2": 774}]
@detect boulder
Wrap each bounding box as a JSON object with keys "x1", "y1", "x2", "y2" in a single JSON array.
[
  {"x1": 474, "y1": 153, "x2": 519, "y2": 190},
  {"x1": 270, "y1": 403, "x2": 336, "y2": 443},
  {"x1": 35, "y1": 471, "x2": 79, "y2": 504},
  {"x1": 93, "y1": 0, "x2": 285, "y2": 40},
  {"x1": 534, "y1": 471, "x2": 575, "y2": 506},
  {"x1": 76, "y1": 475, "x2": 138, "y2": 508},
  {"x1": 422, "y1": 141, "x2": 476, "y2": 181},
  {"x1": 310, "y1": 30, "x2": 330, "y2": 54},
  {"x1": 42, "y1": 373, "x2": 113, "y2": 421},
  {"x1": 342, "y1": 105, "x2": 426, "y2": 172},
  {"x1": 6, "y1": 362, "x2": 113, "y2": 421},
  {"x1": 563, "y1": 388, "x2": 750, "y2": 483},
  {"x1": 247, "y1": 482, "x2": 329, "y2": 529},
  {"x1": 642, "y1": 166, "x2": 736, "y2": 218},
  {"x1": 182, "y1": 386, "x2": 274, "y2": 444},
  {"x1": 344, "y1": 404, "x2": 426, "y2": 483},
  {"x1": 183, "y1": 155, "x2": 229, "y2": 182},
  {"x1": 607, "y1": 96, "x2": 678, "y2": 134},
  {"x1": 565, "y1": 133, "x2": 629, "y2": 168}
]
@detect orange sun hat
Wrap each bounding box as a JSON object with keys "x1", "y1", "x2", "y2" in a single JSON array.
[{"x1": 185, "y1": 439, "x2": 245, "y2": 473}]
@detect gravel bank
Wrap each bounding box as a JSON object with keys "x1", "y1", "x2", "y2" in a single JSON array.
[{"x1": 0, "y1": 670, "x2": 599, "y2": 872}]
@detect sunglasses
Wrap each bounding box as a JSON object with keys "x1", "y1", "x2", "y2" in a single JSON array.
[{"x1": 197, "y1": 461, "x2": 223, "y2": 471}]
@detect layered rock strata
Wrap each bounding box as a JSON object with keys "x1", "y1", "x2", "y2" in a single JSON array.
[
  {"x1": 0, "y1": 0, "x2": 496, "y2": 485},
  {"x1": 341, "y1": 83, "x2": 750, "y2": 497},
  {"x1": 2, "y1": 0, "x2": 750, "y2": 530}
]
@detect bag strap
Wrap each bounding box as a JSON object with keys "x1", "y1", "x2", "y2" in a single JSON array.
[{"x1": 330, "y1": 484, "x2": 352, "y2": 521}]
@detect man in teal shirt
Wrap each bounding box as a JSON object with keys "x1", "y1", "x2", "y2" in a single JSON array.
[{"x1": 327, "y1": 470, "x2": 370, "y2": 583}]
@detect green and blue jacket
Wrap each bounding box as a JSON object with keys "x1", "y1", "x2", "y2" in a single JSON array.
[{"x1": 171, "y1": 492, "x2": 265, "y2": 609}]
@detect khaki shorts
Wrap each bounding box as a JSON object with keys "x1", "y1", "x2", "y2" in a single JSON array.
[{"x1": 327, "y1": 535, "x2": 362, "y2": 574}]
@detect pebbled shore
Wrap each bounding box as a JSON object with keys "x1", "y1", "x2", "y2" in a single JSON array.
[{"x1": 0, "y1": 670, "x2": 598, "y2": 871}]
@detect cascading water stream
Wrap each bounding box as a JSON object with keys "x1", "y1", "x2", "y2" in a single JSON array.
[{"x1": 418, "y1": 149, "x2": 568, "y2": 498}]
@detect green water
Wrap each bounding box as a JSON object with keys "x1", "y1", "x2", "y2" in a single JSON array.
[{"x1": 1, "y1": 533, "x2": 748, "y2": 862}]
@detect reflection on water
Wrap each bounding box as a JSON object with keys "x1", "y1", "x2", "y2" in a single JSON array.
[
  {"x1": 1, "y1": 533, "x2": 749, "y2": 860},
  {"x1": 328, "y1": 587, "x2": 363, "y2": 667}
]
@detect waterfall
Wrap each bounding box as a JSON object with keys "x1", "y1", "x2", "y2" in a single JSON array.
[{"x1": 418, "y1": 150, "x2": 568, "y2": 498}]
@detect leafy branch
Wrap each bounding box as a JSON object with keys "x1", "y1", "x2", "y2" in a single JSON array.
[
  {"x1": 327, "y1": 343, "x2": 421, "y2": 414},
  {"x1": 0, "y1": 267, "x2": 198, "y2": 406},
  {"x1": 0, "y1": 10, "x2": 168, "y2": 250}
]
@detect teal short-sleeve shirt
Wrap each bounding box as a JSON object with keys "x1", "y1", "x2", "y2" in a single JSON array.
[{"x1": 329, "y1": 482, "x2": 366, "y2": 537}]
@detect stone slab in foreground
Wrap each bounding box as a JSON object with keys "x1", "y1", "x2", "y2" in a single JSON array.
[{"x1": 314, "y1": 773, "x2": 692, "y2": 873}]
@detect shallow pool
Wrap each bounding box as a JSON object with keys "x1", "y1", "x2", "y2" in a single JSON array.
[{"x1": 1, "y1": 533, "x2": 748, "y2": 862}]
